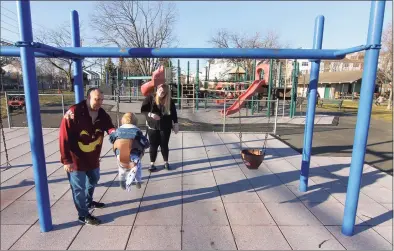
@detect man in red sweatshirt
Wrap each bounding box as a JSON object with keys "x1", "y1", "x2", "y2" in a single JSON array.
[{"x1": 59, "y1": 87, "x2": 115, "y2": 225}]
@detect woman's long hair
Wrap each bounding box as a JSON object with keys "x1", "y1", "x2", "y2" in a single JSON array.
[{"x1": 155, "y1": 84, "x2": 171, "y2": 115}]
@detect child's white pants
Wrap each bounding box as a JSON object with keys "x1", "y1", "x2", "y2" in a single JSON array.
[{"x1": 118, "y1": 154, "x2": 142, "y2": 183}]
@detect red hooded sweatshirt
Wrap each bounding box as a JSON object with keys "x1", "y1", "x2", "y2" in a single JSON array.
[{"x1": 59, "y1": 100, "x2": 115, "y2": 171}]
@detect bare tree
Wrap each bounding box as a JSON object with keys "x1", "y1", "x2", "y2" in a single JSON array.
[
  {"x1": 35, "y1": 59, "x2": 65, "y2": 90},
  {"x1": 90, "y1": 1, "x2": 177, "y2": 76},
  {"x1": 208, "y1": 29, "x2": 284, "y2": 79},
  {"x1": 377, "y1": 22, "x2": 393, "y2": 110},
  {"x1": 35, "y1": 23, "x2": 100, "y2": 91}
]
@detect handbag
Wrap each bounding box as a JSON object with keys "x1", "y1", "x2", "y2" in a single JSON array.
[{"x1": 145, "y1": 95, "x2": 154, "y2": 137}]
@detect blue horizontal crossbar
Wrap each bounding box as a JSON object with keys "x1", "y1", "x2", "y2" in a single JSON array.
[
  {"x1": 32, "y1": 42, "x2": 82, "y2": 58},
  {"x1": 0, "y1": 46, "x2": 364, "y2": 60},
  {"x1": 14, "y1": 41, "x2": 82, "y2": 58},
  {"x1": 123, "y1": 76, "x2": 152, "y2": 80},
  {"x1": 333, "y1": 45, "x2": 371, "y2": 57}
]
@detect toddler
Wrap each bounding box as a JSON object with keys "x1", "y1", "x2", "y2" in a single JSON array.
[{"x1": 110, "y1": 112, "x2": 149, "y2": 191}]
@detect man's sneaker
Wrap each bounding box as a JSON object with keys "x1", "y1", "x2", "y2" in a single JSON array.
[
  {"x1": 148, "y1": 164, "x2": 157, "y2": 172},
  {"x1": 120, "y1": 181, "x2": 126, "y2": 190},
  {"x1": 78, "y1": 214, "x2": 101, "y2": 226},
  {"x1": 136, "y1": 182, "x2": 142, "y2": 189},
  {"x1": 164, "y1": 163, "x2": 170, "y2": 170},
  {"x1": 88, "y1": 201, "x2": 105, "y2": 209}
]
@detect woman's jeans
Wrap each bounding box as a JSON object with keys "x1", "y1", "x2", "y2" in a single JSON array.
[{"x1": 67, "y1": 168, "x2": 100, "y2": 217}]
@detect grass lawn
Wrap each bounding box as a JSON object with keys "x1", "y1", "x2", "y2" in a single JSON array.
[
  {"x1": 320, "y1": 100, "x2": 393, "y2": 122},
  {"x1": 1, "y1": 91, "x2": 76, "y2": 119},
  {"x1": 1, "y1": 97, "x2": 7, "y2": 120}
]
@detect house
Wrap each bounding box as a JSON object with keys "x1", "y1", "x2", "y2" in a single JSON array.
[
  {"x1": 2, "y1": 62, "x2": 22, "y2": 76},
  {"x1": 83, "y1": 69, "x2": 101, "y2": 87},
  {"x1": 206, "y1": 59, "x2": 279, "y2": 84},
  {"x1": 205, "y1": 59, "x2": 234, "y2": 80},
  {"x1": 296, "y1": 70, "x2": 374, "y2": 99},
  {"x1": 291, "y1": 58, "x2": 364, "y2": 75},
  {"x1": 1, "y1": 61, "x2": 23, "y2": 90},
  {"x1": 227, "y1": 66, "x2": 246, "y2": 81}
]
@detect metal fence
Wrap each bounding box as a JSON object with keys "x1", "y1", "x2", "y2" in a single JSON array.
[
  {"x1": 4, "y1": 92, "x2": 283, "y2": 134},
  {"x1": 5, "y1": 92, "x2": 74, "y2": 128}
]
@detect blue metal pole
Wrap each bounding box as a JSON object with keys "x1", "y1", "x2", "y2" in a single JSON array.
[
  {"x1": 342, "y1": 0, "x2": 385, "y2": 237},
  {"x1": 334, "y1": 45, "x2": 371, "y2": 57},
  {"x1": 16, "y1": 0, "x2": 53, "y2": 232},
  {"x1": 71, "y1": 10, "x2": 84, "y2": 103},
  {"x1": 196, "y1": 59, "x2": 199, "y2": 110},
  {"x1": 299, "y1": 16, "x2": 324, "y2": 192}
]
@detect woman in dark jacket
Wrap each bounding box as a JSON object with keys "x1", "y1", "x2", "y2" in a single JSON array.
[{"x1": 141, "y1": 84, "x2": 179, "y2": 171}]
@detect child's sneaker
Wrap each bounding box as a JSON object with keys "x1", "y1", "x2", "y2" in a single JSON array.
[
  {"x1": 136, "y1": 182, "x2": 142, "y2": 189},
  {"x1": 119, "y1": 180, "x2": 126, "y2": 190}
]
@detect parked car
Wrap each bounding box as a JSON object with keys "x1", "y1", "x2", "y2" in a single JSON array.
[{"x1": 7, "y1": 95, "x2": 26, "y2": 111}]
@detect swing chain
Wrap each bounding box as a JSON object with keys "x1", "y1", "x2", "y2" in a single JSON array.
[
  {"x1": 116, "y1": 76, "x2": 120, "y2": 128},
  {"x1": 238, "y1": 84, "x2": 272, "y2": 153},
  {"x1": 0, "y1": 113, "x2": 11, "y2": 168},
  {"x1": 262, "y1": 98, "x2": 273, "y2": 150},
  {"x1": 238, "y1": 95, "x2": 242, "y2": 151}
]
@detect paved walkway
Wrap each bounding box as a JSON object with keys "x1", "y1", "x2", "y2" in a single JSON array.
[{"x1": 0, "y1": 128, "x2": 392, "y2": 250}]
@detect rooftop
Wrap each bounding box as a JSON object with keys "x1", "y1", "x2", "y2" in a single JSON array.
[{"x1": 298, "y1": 70, "x2": 363, "y2": 85}]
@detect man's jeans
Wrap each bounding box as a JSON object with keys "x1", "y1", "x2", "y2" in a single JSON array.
[{"x1": 67, "y1": 168, "x2": 100, "y2": 218}]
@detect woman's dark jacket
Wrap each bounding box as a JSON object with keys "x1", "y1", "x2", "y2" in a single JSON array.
[{"x1": 141, "y1": 95, "x2": 178, "y2": 131}]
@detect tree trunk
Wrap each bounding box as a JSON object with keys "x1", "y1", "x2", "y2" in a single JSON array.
[
  {"x1": 67, "y1": 74, "x2": 74, "y2": 92},
  {"x1": 207, "y1": 61, "x2": 211, "y2": 80},
  {"x1": 387, "y1": 85, "x2": 392, "y2": 110}
]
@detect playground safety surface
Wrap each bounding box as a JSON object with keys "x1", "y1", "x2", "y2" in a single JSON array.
[{"x1": 0, "y1": 129, "x2": 392, "y2": 250}]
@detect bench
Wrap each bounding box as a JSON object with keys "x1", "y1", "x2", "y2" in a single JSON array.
[{"x1": 319, "y1": 98, "x2": 343, "y2": 110}]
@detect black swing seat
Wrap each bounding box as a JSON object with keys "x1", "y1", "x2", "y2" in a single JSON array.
[{"x1": 241, "y1": 148, "x2": 265, "y2": 169}]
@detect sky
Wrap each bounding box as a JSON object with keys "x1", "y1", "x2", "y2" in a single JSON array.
[{"x1": 1, "y1": 1, "x2": 392, "y2": 75}]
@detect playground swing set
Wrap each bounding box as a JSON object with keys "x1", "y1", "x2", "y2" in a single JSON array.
[
  {"x1": 136, "y1": 63, "x2": 270, "y2": 169},
  {"x1": 0, "y1": 0, "x2": 387, "y2": 239}
]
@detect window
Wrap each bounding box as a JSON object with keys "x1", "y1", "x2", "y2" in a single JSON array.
[
  {"x1": 353, "y1": 63, "x2": 359, "y2": 67},
  {"x1": 302, "y1": 62, "x2": 308, "y2": 66},
  {"x1": 344, "y1": 63, "x2": 349, "y2": 67}
]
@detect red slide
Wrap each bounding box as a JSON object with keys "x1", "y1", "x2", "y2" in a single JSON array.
[{"x1": 221, "y1": 79, "x2": 265, "y2": 117}]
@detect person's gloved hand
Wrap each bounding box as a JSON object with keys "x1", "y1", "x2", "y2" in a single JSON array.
[
  {"x1": 173, "y1": 123, "x2": 179, "y2": 134},
  {"x1": 108, "y1": 131, "x2": 118, "y2": 144}
]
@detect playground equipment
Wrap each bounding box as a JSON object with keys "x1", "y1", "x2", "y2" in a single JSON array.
[
  {"x1": 169, "y1": 58, "x2": 286, "y2": 115},
  {"x1": 123, "y1": 75, "x2": 151, "y2": 100},
  {"x1": 290, "y1": 60, "x2": 300, "y2": 118},
  {"x1": 217, "y1": 58, "x2": 297, "y2": 118},
  {"x1": 0, "y1": 0, "x2": 386, "y2": 237},
  {"x1": 140, "y1": 66, "x2": 165, "y2": 96},
  {"x1": 221, "y1": 79, "x2": 266, "y2": 116},
  {"x1": 177, "y1": 60, "x2": 202, "y2": 110}
]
